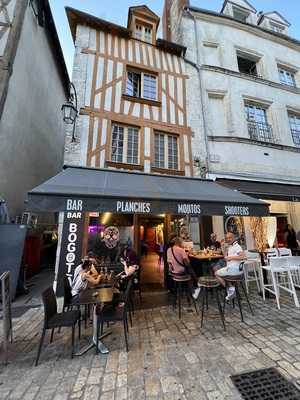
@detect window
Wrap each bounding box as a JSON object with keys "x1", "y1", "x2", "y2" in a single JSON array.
[
  {"x1": 111, "y1": 124, "x2": 139, "y2": 165},
  {"x1": 135, "y1": 23, "x2": 152, "y2": 43},
  {"x1": 237, "y1": 55, "x2": 258, "y2": 76},
  {"x1": 154, "y1": 132, "x2": 179, "y2": 170},
  {"x1": 125, "y1": 69, "x2": 157, "y2": 101},
  {"x1": 245, "y1": 103, "x2": 274, "y2": 142},
  {"x1": 278, "y1": 68, "x2": 296, "y2": 87},
  {"x1": 270, "y1": 22, "x2": 284, "y2": 34},
  {"x1": 288, "y1": 113, "x2": 300, "y2": 147},
  {"x1": 232, "y1": 7, "x2": 249, "y2": 23}
]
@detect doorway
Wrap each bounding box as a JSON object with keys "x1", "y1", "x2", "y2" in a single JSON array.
[{"x1": 139, "y1": 215, "x2": 165, "y2": 288}]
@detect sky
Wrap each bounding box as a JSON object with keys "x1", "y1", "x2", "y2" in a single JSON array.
[{"x1": 48, "y1": 0, "x2": 300, "y2": 77}]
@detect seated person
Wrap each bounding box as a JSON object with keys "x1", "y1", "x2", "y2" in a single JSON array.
[
  {"x1": 121, "y1": 244, "x2": 138, "y2": 268},
  {"x1": 167, "y1": 236, "x2": 201, "y2": 299},
  {"x1": 71, "y1": 257, "x2": 102, "y2": 296},
  {"x1": 208, "y1": 233, "x2": 221, "y2": 252},
  {"x1": 215, "y1": 232, "x2": 245, "y2": 301}
]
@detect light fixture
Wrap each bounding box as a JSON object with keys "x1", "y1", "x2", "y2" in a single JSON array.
[{"x1": 61, "y1": 82, "x2": 78, "y2": 142}]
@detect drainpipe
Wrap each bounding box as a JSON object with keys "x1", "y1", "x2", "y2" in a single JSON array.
[{"x1": 184, "y1": 8, "x2": 210, "y2": 177}]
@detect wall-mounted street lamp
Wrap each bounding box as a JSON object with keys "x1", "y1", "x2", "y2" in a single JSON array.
[{"x1": 61, "y1": 82, "x2": 78, "y2": 142}]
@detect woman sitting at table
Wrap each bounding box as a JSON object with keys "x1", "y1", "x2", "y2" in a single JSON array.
[{"x1": 71, "y1": 257, "x2": 102, "y2": 296}]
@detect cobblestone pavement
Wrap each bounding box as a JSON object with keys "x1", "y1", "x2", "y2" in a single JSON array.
[{"x1": 1, "y1": 289, "x2": 300, "y2": 400}]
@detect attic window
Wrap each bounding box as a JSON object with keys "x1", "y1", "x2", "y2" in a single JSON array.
[
  {"x1": 232, "y1": 7, "x2": 249, "y2": 23},
  {"x1": 270, "y1": 22, "x2": 284, "y2": 34},
  {"x1": 135, "y1": 23, "x2": 152, "y2": 43},
  {"x1": 237, "y1": 54, "x2": 258, "y2": 76}
]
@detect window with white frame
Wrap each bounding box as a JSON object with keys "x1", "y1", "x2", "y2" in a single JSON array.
[
  {"x1": 270, "y1": 22, "x2": 285, "y2": 34},
  {"x1": 288, "y1": 113, "x2": 300, "y2": 147},
  {"x1": 111, "y1": 124, "x2": 139, "y2": 165},
  {"x1": 126, "y1": 69, "x2": 157, "y2": 101},
  {"x1": 278, "y1": 67, "x2": 296, "y2": 87},
  {"x1": 244, "y1": 103, "x2": 274, "y2": 142},
  {"x1": 232, "y1": 7, "x2": 249, "y2": 23},
  {"x1": 154, "y1": 132, "x2": 179, "y2": 170},
  {"x1": 135, "y1": 23, "x2": 152, "y2": 43}
]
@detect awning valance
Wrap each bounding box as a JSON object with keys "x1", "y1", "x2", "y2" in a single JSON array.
[
  {"x1": 217, "y1": 179, "x2": 300, "y2": 202},
  {"x1": 27, "y1": 166, "x2": 269, "y2": 216}
]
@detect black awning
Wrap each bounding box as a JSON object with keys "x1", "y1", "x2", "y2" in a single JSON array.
[
  {"x1": 27, "y1": 166, "x2": 269, "y2": 216},
  {"x1": 217, "y1": 179, "x2": 300, "y2": 202}
]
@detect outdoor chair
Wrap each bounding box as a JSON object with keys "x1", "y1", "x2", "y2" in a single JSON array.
[
  {"x1": 35, "y1": 287, "x2": 81, "y2": 366},
  {"x1": 262, "y1": 256, "x2": 300, "y2": 309},
  {"x1": 198, "y1": 276, "x2": 225, "y2": 330},
  {"x1": 286, "y1": 256, "x2": 300, "y2": 288},
  {"x1": 96, "y1": 278, "x2": 133, "y2": 352},
  {"x1": 243, "y1": 251, "x2": 261, "y2": 294},
  {"x1": 170, "y1": 272, "x2": 198, "y2": 319},
  {"x1": 223, "y1": 266, "x2": 254, "y2": 322}
]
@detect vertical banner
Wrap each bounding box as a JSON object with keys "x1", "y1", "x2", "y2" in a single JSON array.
[{"x1": 56, "y1": 211, "x2": 85, "y2": 296}]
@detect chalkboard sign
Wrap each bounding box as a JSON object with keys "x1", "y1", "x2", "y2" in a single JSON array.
[{"x1": 1, "y1": 272, "x2": 13, "y2": 364}]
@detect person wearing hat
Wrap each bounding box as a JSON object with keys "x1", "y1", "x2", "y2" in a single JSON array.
[{"x1": 71, "y1": 256, "x2": 102, "y2": 296}]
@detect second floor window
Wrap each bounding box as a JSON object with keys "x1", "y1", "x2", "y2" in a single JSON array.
[
  {"x1": 245, "y1": 103, "x2": 273, "y2": 143},
  {"x1": 232, "y1": 7, "x2": 249, "y2": 23},
  {"x1": 278, "y1": 68, "x2": 296, "y2": 87},
  {"x1": 154, "y1": 132, "x2": 179, "y2": 170},
  {"x1": 126, "y1": 70, "x2": 157, "y2": 101},
  {"x1": 288, "y1": 113, "x2": 300, "y2": 147},
  {"x1": 111, "y1": 124, "x2": 139, "y2": 165},
  {"x1": 237, "y1": 54, "x2": 258, "y2": 76},
  {"x1": 135, "y1": 23, "x2": 152, "y2": 43}
]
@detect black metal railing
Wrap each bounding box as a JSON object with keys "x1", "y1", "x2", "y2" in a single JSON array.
[
  {"x1": 291, "y1": 129, "x2": 300, "y2": 147},
  {"x1": 247, "y1": 121, "x2": 274, "y2": 143}
]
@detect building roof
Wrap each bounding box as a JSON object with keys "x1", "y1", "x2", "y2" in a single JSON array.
[
  {"x1": 186, "y1": 5, "x2": 300, "y2": 47},
  {"x1": 40, "y1": 0, "x2": 70, "y2": 97},
  {"x1": 127, "y1": 5, "x2": 160, "y2": 30},
  {"x1": 257, "y1": 11, "x2": 291, "y2": 27},
  {"x1": 65, "y1": 6, "x2": 186, "y2": 57}
]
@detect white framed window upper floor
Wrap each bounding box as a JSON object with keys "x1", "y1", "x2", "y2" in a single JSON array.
[
  {"x1": 134, "y1": 21, "x2": 153, "y2": 44},
  {"x1": 288, "y1": 112, "x2": 300, "y2": 148},
  {"x1": 232, "y1": 6, "x2": 250, "y2": 23},
  {"x1": 110, "y1": 123, "x2": 140, "y2": 166},
  {"x1": 244, "y1": 101, "x2": 274, "y2": 143},
  {"x1": 270, "y1": 22, "x2": 285, "y2": 34},
  {"x1": 236, "y1": 49, "x2": 263, "y2": 78},
  {"x1": 278, "y1": 65, "x2": 297, "y2": 87},
  {"x1": 124, "y1": 66, "x2": 160, "y2": 105},
  {"x1": 154, "y1": 131, "x2": 179, "y2": 171}
]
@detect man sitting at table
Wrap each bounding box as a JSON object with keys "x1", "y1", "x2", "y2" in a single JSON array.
[
  {"x1": 208, "y1": 233, "x2": 221, "y2": 252},
  {"x1": 71, "y1": 257, "x2": 103, "y2": 296},
  {"x1": 215, "y1": 232, "x2": 245, "y2": 301},
  {"x1": 167, "y1": 236, "x2": 201, "y2": 299}
]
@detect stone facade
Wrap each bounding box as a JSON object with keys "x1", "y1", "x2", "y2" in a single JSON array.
[{"x1": 164, "y1": 0, "x2": 300, "y2": 241}]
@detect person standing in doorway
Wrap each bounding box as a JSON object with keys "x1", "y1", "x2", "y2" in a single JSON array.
[{"x1": 284, "y1": 224, "x2": 298, "y2": 255}]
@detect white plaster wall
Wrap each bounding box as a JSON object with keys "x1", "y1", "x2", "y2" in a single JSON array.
[{"x1": 0, "y1": 4, "x2": 67, "y2": 218}]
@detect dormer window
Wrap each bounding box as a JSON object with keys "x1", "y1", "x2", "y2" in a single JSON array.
[
  {"x1": 270, "y1": 22, "x2": 284, "y2": 34},
  {"x1": 232, "y1": 6, "x2": 249, "y2": 23},
  {"x1": 134, "y1": 23, "x2": 152, "y2": 43}
]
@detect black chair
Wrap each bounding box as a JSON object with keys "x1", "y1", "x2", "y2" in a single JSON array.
[
  {"x1": 223, "y1": 271, "x2": 254, "y2": 322},
  {"x1": 170, "y1": 273, "x2": 198, "y2": 319},
  {"x1": 96, "y1": 278, "x2": 133, "y2": 352},
  {"x1": 198, "y1": 276, "x2": 225, "y2": 330},
  {"x1": 35, "y1": 287, "x2": 81, "y2": 366}
]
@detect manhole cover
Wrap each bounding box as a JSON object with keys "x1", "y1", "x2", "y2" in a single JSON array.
[{"x1": 231, "y1": 367, "x2": 300, "y2": 399}]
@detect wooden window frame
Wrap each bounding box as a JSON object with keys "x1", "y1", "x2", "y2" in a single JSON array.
[
  {"x1": 109, "y1": 123, "x2": 142, "y2": 167},
  {"x1": 133, "y1": 17, "x2": 155, "y2": 44},
  {"x1": 123, "y1": 65, "x2": 162, "y2": 107},
  {"x1": 152, "y1": 130, "x2": 183, "y2": 174}
]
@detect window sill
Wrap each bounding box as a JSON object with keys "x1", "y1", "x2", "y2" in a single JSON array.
[
  {"x1": 106, "y1": 160, "x2": 144, "y2": 171},
  {"x1": 122, "y1": 94, "x2": 161, "y2": 107},
  {"x1": 151, "y1": 166, "x2": 185, "y2": 176}
]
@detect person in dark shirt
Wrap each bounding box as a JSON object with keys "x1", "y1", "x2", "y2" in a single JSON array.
[
  {"x1": 121, "y1": 245, "x2": 138, "y2": 267},
  {"x1": 284, "y1": 224, "x2": 299, "y2": 254},
  {"x1": 208, "y1": 233, "x2": 221, "y2": 251}
]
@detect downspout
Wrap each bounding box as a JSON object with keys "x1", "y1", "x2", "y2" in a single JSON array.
[{"x1": 184, "y1": 8, "x2": 210, "y2": 177}]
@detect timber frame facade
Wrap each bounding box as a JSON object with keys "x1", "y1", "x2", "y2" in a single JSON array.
[{"x1": 66, "y1": 5, "x2": 193, "y2": 176}]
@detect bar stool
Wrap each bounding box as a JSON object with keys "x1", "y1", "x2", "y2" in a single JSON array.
[
  {"x1": 223, "y1": 274, "x2": 254, "y2": 322},
  {"x1": 198, "y1": 276, "x2": 225, "y2": 331},
  {"x1": 170, "y1": 274, "x2": 198, "y2": 319}
]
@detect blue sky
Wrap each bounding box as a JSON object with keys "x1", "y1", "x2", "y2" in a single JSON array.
[{"x1": 49, "y1": 0, "x2": 300, "y2": 76}]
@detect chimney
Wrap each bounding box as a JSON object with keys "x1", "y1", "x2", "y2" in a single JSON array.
[{"x1": 162, "y1": 0, "x2": 190, "y2": 41}]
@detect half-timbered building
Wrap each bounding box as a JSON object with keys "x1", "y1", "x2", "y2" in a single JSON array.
[{"x1": 65, "y1": 5, "x2": 193, "y2": 177}]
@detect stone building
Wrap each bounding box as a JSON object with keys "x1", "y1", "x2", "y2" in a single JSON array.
[
  {"x1": 163, "y1": 0, "x2": 300, "y2": 247},
  {"x1": 0, "y1": 0, "x2": 69, "y2": 220}
]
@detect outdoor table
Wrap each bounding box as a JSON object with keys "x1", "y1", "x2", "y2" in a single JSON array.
[
  {"x1": 189, "y1": 254, "x2": 224, "y2": 276},
  {"x1": 75, "y1": 286, "x2": 118, "y2": 356}
]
